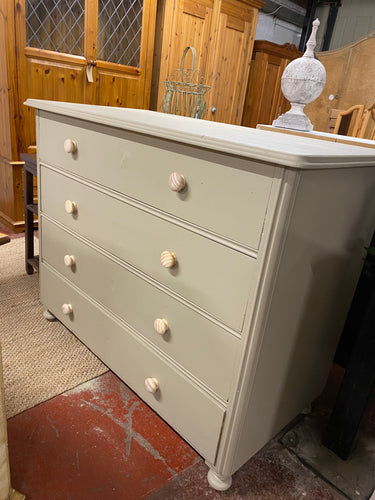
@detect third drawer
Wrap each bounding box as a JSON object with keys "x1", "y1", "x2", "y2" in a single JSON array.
[{"x1": 41, "y1": 217, "x2": 240, "y2": 400}]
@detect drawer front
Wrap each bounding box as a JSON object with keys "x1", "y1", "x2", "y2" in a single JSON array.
[
  {"x1": 40, "y1": 167, "x2": 258, "y2": 331},
  {"x1": 40, "y1": 264, "x2": 225, "y2": 463},
  {"x1": 41, "y1": 217, "x2": 239, "y2": 399},
  {"x1": 38, "y1": 113, "x2": 275, "y2": 250}
]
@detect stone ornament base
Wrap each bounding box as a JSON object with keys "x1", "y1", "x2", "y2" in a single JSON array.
[{"x1": 273, "y1": 110, "x2": 313, "y2": 132}]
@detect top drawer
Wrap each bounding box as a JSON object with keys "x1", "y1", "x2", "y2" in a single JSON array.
[{"x1": 38, "y1": 112, "x2": 276, "y2": 251}]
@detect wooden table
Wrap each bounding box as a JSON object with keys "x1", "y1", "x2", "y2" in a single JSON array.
[{"x1": 21, "y1": 153, "x2": 38, "y2": 274}]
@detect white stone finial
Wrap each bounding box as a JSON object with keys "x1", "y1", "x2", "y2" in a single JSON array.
[
  {"x1": 271, "y1": 18, "x2": 326, "y2": 132},
  {"x1": 304, "y1": 19, "x2": 320, "y2": 58}
]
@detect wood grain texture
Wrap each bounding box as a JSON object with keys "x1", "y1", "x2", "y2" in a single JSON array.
[
  {"x1": 151, "y1": 0, "x2": 263, "y2": 125},
  {"x1": 0, "y1": 4, "x2": 12, "y2": 162},
  {"x1": 333, "y1": 105, "x2": 365, "y2": 137},
  {"x1": 242, "y1": 41, "x2": 302, "y2": 129},
  {"x1": 0, "y1": 157, "x2": 25, "y2": 231},
  {"x1": 0, "y1": 0, "x2": 157, "y2": 230},
  {"x1": 357, "y1": 103, "x2": 375, "y2": 140},
  {"x1": 17, "y1": 0, "x2": 157, "y2": 150},
  {"x1": 206, "y1": 1, "x2": 256, "y2": 125},
  {"x1": 0, "y1": 0, "x2": 18, "y2": 162}
]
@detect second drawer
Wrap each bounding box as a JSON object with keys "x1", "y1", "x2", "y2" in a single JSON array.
[
  {"x1": 41, "y1": 217, "x2": 240, "y2": 400},
  {"x1": 40, "y1": 166, "x2": 259, "y2": 331}
]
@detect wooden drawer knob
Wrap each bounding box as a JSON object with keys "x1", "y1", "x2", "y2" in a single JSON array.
[
  {"x1": 61, "y1": 303, "x2": 73, "y2": 315},
  {"x1": 168, "y1": 172, "x2": 186, "y2": 192},
  {"x1": 64, "y1": 138, "x2": 77, "y2": 154},
  {"x1": 145, "y1": 377, "x2": 159, "y2": 394},
  {"x1": 65, "y1": 200, "x2": 77, "y2": 214},
  {"x1": 160, "y1": 250, "x2": 177, "y2": 268},
  {"x1": 64, "y1": 254, "x2": 75, "y2": 267},
  {"x1": 154, "y1": 318, "x2": 169, "y2": 335}
]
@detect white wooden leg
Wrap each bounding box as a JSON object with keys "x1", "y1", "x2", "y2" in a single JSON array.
[
  {"x1": 207, "y1": 468, "x2": 232, "y2": 491},
  {"x1": 43, "y1": 310, "x2": 56, "y2": 321}
]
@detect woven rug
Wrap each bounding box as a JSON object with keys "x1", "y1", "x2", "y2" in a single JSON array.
[{"x1": 0, "y1": 236, "x2": 108, "y2": 418}]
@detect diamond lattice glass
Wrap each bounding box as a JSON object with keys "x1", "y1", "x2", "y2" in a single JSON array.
[
  {"x1": 25, "y1": 0, "x2": 84, "y2": 56},
  {"x1": 97, "y1": 0, "x2": 143, "y2": 68}
]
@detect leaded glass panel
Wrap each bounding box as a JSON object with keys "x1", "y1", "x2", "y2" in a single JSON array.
[
  {"x1": 25, "y1": 0, "x2": 84, "y2": 56},
  {"x1": 97, "y1": 0, "x2": 143, "y2": 68}
]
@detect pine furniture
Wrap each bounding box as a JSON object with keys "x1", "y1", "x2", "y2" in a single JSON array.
[
  {"x1": 27, "y1": 98, "x2": 375, "y2": 490},
  {"x1": 241, "y1": 40, "x2": 302, "y2": 129},
  {"x1": 151, "y1": 0, "x2": 264, "y2": 125},
  {"x1": 0, "y1": 0, "x2": 157, "y2": 231},
  {"x1": 0, "y1": 233, "x2": 10, "y2": 246}
]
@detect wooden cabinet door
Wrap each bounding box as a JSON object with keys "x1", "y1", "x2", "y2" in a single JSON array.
[
  {"x1": 16, "y1": 0, "x2": 156, "y2": 153},
  {"x1": 205, "y1": 0, "x2": 258, "y2": 125},
  {"x1": 241, "y1": 41, "x2": 302, "y2": 129},
  {"x1": 153, "y1": 0, "x2": 214, "y2": 114},
  {"x1": 153, "y1": 0, "x2": 262, "y2": 125}
]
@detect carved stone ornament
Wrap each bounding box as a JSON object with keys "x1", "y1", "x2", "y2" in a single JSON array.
[{"x1": 273, "y1": 19, "x2": 326, "y2": 132}]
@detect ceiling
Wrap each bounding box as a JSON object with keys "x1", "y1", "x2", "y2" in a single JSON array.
[{"x1": 261, "y1": 0, "x2": 308, "y2": 26}]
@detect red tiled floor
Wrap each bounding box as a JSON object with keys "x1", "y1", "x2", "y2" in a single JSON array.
[
  {"x1": 6, "y1": 361, "x2": 372, "y2": 499},
  {"x1": 7, "y1": 371, "x2": 198, "y2": 500},
  {"x1": 7, "y1": 368, "x2": 349, "y2": 500}
]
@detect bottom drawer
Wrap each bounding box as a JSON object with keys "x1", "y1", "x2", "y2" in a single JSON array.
[{"x1": 40, "y1": 264, "x2": 225, "y2": 463}]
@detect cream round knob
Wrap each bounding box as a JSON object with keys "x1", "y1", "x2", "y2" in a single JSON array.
[
  {"x1": 64, "y1": 138, "x2": 77, "y2": 154},
  {"x1": 64, "y1": 254, "x2": 75, "y2": 267},
  {"x1": 145, "y1": 377, "x2": 159, "y2": 394},
  {"x1": 61, "y1": 303, "x2": 73, "y2": 315},
  {"x1": 64, "y1": 200, "x2": 77, "y2": 214},
  {"x1": 160, "y1": 250, "x2": 177, "y2": 268},
  {"x1": 154, "y1": 318, "x2": 169, "y2": 335},
  {"x1": 168, "y1": 172, "x2": 186, "y2": 192}
]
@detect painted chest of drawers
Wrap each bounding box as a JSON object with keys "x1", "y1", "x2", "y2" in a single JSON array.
[{"x1": 27, "y1": 99, "x2": 375, "y2": 490}]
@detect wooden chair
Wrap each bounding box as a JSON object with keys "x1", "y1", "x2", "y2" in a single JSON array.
[
  {"x1": 326, "y1": 108, "x2": 343, "y2": 134},
  {"x1": 333, "y1": 104, "x2": 365, "y2": 137},
  {"x1": 357, "y1": 103, "x2": 375, "y2": 140}
]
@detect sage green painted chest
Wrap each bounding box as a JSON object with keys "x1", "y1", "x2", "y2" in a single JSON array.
[{"x1": 27, "y1": 99, "x2": 375, "y2": 490}]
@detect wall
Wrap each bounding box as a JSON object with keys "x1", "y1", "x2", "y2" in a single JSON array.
[
  {"x1": 255, "y1": 12, "x2": 302, "y2": 46},
  {"x1": 316, "y1": 0, "x2": 375, "y2": 51},
  {"x1": 305, "y1": 31, "x2": 375, "y2": 132}
]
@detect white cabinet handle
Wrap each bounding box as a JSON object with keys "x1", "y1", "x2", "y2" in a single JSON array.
[
  {"x1": 65, "y1": 200, "x2": 77, "y2": 214},
  {"x1": 145, "y1": 377, "x2": 159, "y2": 394},
  {"x1": 64, "y1": 138, "x2": 77, "y2": 154},
  {"x1": 64, "y1": 254, "x2": 75, "y2": 267},
  {"x1": 168, "y1": 172, "x2": 186, "y2": 192},
  {"x1": 154, "y1": 318, "x2": 169, "y2": 335},
  {"x1": 61, "y1": 303, "x2": 73, "y2": 315},
  {"x1": 160, "y1": 250, "x2": 177, "y2": 268}
]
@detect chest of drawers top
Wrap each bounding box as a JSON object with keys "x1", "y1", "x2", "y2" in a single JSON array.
[{"x1": 27, "y1": 99, "x2": 375, "y2": 169}]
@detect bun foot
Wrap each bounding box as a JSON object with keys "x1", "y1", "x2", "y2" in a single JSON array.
[
  {"x1": 43, "y1": 310, "x2": 56, "y2": 321},
  {"x1": 207, "y1": 469, "x2": 232, "y2": 491}
]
